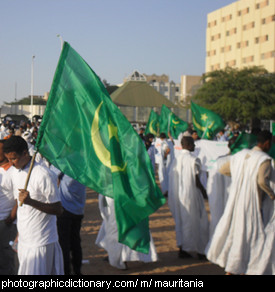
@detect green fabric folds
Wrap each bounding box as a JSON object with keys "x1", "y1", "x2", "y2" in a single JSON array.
[
  {"x1": 36, "y1": 42, "x2": 165, "y2": 253},
  {"x1": 191, "y1": 102, "x2": 225, "y2": 140},
  {"x1": 159, "y1": 105, "x2": 188, "y2": 138},
  {"x1": 230, "y1": 132, "x2": 257, "y2": 154},
  {"x1": 169, "y1": 111, "x2": 189, "y2": 139},
  {"x1": 145, "y1": 109, "x2": 160, "y2": 136}
]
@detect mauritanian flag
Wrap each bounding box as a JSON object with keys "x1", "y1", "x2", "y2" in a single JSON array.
[
  {"x1": 230, "y1": 132, "x2": 257, "y2": 154},
  {"x1": 169, "y1": 111, "x2": 188, "y2": 139},
  {"x1": 36, "y1": 42, "x2": 166, "y2": 253},
  {"x1": 191, "y1": 102, "x2": 225, "y2": 140},
  {"x1": 230, "y1": 131, "x2": 275, "y2": 159},
  {"x1": 145, "y1": 109, "x2": 160, "y2": 136},
  {"x1": 159, "y1": 104, "x2": 171, "y2": 136},
  {"x1": 159, "y1": 104, "x2": 188, "y2": 138}
]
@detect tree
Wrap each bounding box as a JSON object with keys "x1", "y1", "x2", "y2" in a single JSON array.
[
  {"x1": 6, "y1": 96, "x2": 47, "y2": 105},
  {"x1": 192, "y1": 66, "x2": 275, "y2": 129}
]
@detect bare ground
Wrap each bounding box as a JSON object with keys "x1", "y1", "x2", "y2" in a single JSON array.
[{"x1": 80, "y1": 188, "x2": 225, "y2": 275}]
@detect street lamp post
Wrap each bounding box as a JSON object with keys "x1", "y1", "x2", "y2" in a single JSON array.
[
  {"x1": 31, "y1": 55, "x2": 35, "y2": 121},
  {"x1": 57, "y1": 34, "x2": 64, "y2": 50}
]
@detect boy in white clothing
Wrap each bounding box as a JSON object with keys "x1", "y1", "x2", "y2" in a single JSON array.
[{"x1": 4, "y1": 136, "x2": 64, "y2": 275}]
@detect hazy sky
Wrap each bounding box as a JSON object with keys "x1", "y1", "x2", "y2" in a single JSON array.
[{"x1": 0, "y1": 0, "x2": 236, "y2": 105}]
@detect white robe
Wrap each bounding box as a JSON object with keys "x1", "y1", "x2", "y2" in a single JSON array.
[
  {"x1": 157, "y1": 140, "x2": 170, "y2": 194},
  {"x1": 96, "y1": 194, "x2": 158, "y2": 269},
  {"x1": 11, "y1": 163, "x2": 64, "y2": 275},
  {"x1": 168, "y1": 149, "x2": 209, "y2": 255},
  {"x1": 206, "y1": 149, "x2": 275, "y2": 275},
  {"x1": 207, "y1": 154, "x2": 231, "y2": 237}
]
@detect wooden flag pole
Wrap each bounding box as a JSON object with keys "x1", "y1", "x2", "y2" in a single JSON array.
[{"x1": 19, "y1": 152, "x2": 37, "y2": 207}]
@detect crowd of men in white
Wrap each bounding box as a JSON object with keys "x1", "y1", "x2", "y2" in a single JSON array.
[{"x1": 0, "y1": 119, "x2": 274, "y2": 275}]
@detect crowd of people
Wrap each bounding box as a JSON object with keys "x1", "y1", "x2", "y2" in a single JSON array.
[
  {"x1": 0, "y1": 119, "x2": 86, "y2": 275},
  {"x1": 140, "y1": 125, "x2": 275, "y2": 275},
  {"x1": 0, "y1": 117, "x2": 274, "y2": 275}
]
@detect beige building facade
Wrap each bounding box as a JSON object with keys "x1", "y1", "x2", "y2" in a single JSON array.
[
  {"x1": 206, "y1": 0, "x2": 275, "y2": 73},
  {"x1": 180, "y1": 75, "x2": 202, "y2": 103}
]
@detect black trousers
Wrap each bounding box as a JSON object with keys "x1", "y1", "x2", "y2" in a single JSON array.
[{"x1": 57, "y1": 209, "x2": 84, "y2": 275}]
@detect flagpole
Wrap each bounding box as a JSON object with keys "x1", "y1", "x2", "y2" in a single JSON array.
[
  {"x1": 19, "y1": 152, "x2": 37, "y2": 206},
  {"x1": 168, "y1": 112, "x2": 172, "y2": 135},
  {"x1": 201, "y1": 121, "x2": 209, "y2": 139}
]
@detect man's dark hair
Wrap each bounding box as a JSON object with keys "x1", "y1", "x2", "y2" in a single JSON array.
[
  {"x1": 145, "y1": 133, "x2": 155, "y2": 140},
  {"x1": 257, "y1": 130, "x2": 272, "y2": 144},
  {"x1": 228, "y1": 136, "x2": 238, "y2": 148},
  {"x1": 181, "y1": 136, "x2": 194, "y2": 148},
  {"x1": 160, "y1": 132, "x2": 167, "y2": 139},
  {"x1": 3, "y1": 136, "x2": 28, "y2": 155}
]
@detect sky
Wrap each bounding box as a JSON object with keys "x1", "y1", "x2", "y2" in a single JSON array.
[{"x1": 0, "y1": 0, "x2": 236, "y2": 105}]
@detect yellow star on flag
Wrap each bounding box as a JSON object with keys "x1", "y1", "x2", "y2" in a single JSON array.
[
  {"x1": 201, "y1": 113, "x2": 208, "y2": 121},
  {"x1": 108, "y1": 119, "x2": 119, "y2": 142}
]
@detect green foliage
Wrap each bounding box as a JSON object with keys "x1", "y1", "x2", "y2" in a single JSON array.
[
  {"x1": 193, "y1": 66, "x2": 275, "y2": 126},
  {"x1": 6, "y1": 96, "x2": 47, "y2": 105}
]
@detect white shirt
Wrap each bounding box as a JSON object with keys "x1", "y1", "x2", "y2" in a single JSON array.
[
  {"x1": 0, "y1": 164, "x2": 14, "y2": 221},
  {"x1": 12, "y1": 162, "x2": 60, "y2": 247}
]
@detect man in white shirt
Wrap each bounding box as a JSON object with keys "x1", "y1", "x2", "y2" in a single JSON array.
[
  {"x1": 0, "y1": 139, "x2": 17, "y2": 274},
  {"x1": 3, "y1": 136, "x2": 64, "y2": 275}
]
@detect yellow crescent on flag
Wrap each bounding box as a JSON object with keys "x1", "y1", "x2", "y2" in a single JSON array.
[{"x1": 91, "y1": 101, "x2": 127, "y2": 172}]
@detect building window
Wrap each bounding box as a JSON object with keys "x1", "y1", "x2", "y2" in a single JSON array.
[
  {"x1": 256, "y1": 35, "x2": 269, "y2": 43},
  {"x1": 238, "y1": 7, "x2": 249, "y2": 16},
  {"x1": 256, "y1": 0, "x2": 269, "y2": 9},
  {"x1": 261, "y1": 51, "x2": 274, "y2": 60},
  {"x1": 242, "y1": 56, "x2": 254, "y2": 64}
]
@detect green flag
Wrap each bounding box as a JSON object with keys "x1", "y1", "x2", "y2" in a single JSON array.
[
  {"x1": 268, "y1": 143, "x2": 275, "y2": 160},
  {"x1": 272, "y1": 121, "x2": 275, "y2": 136},
  {"x1": 145, "y1": 109, "x2": 160, "y2": 136},
  {"x1": 229, "y1": 132, "x2": 257, "y2": 154},
  {"x1": 159, "y1": 104, "x2": 188, "y2": 138},
  {"x1": 169, "y1": 111, "x2": 189, "y2": 139},
  {"x1": 159, "y1": 104, "x2": 171, "y2": 136},
  {"x1": 230, "y1": 131, "x2": 275, "y2": 159},
  {"x1": 191, "y1": 102, "x2": 225, "y2": 140},
  {"x1": 36, "y1": 42, "x2": 165, "y2": 253}
]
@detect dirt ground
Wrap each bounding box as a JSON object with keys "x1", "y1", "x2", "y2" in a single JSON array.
[{"x1": 80, "y1": 188, "x2": 225, "y2": 275}]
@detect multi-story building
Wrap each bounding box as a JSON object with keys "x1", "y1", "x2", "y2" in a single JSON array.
[
  {"x1": 124, "y1": 71, "x2": 181, "y2": 104},
  {"x1": 143, "y1": 73, "x2": 181, "y2": 105},
  {"x1": 124, "y1": 71, "x2": 202, "y2": 106},
  {"x1": 206, "y1": 0, "x2": 275, "y2": 73},
  {"x1": 180, "y1": 75, "x2": 202, "y2": 104}
]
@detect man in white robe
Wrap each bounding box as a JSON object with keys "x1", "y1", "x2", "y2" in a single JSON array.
[
  {"x1": 0, "y1": 140, "x2": 17, "y2": 275},
  {"x1": 144, "y1": 133, "x2": 157, "y2": 173},
  {"x1": 207, "y1": 136, "x2": 237, "y2": 237},
  {"x1": 3, "y1": 136, "x2": 64, "y2": 275},
  {"x1": 207, "y1": 154, "x2": 231, "y2": 238},
  {"x1": 96, "y1": 194, "x2": 158, "y2": 270},
  {"x1": 206, "y1": 130, "x2": 275, "y2": 275},
  {"x1": 168, "y1": 136, "x2": 209, "y2": 258},
  {"x1": 158, "y1": 133, "x2": 170, "y2": 195}
]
